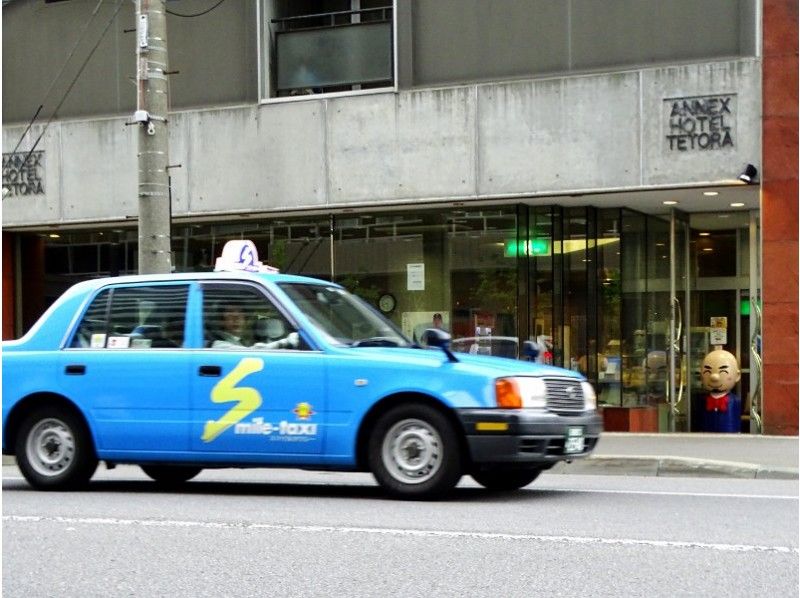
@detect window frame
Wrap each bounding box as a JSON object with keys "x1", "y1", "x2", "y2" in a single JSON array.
[
  {"x1": 198, "y1": 280, "x2": 319, "y2": 352},
  {"x1": 64, "y1": 282, "x2": 191, "y2": 351},
  {"x1": 258, "y1": 0, "x2": 398, "y2": 104}
]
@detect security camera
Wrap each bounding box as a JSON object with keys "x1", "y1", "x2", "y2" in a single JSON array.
[{"x1": 738, "y1": 164, "x2": 758, "y2": 184}]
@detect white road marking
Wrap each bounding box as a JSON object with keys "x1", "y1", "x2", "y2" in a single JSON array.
[{"x1": 4, "y1": 515, "x2": 797, "y2": 555}]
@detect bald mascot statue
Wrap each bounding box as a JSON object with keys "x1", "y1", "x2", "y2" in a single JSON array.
[{"x1": 700, "y1": 349, "x2": 742, "y2": 433}]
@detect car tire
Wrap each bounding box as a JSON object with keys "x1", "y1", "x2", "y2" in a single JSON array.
[
  {"x1": 140, "y1": 465, "x2": 202, "y2": 485},
  {"x1": 15, "y1": 407, "x2": 98, "y2": 490},
  {"x1": 368, "y1": 403, "x2": 462, "y2": 500},
  {"x1": 471, "y1": 468, "x2": 541, "y2": 491}
]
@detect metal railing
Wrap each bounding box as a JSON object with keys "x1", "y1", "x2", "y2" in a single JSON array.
[{"x1": 271, "y1": 6, "x2": 392, "y2": 32}]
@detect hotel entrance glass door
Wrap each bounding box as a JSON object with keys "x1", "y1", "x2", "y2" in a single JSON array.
[{"x1": 612, "y1": 209, "x2": 691, "y2": 432}]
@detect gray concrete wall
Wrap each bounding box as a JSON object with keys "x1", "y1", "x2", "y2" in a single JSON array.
[
  {"x1": 2, "y1": 0, "x2": 257, "y2": 124},
  {"x1": 410, "y1": 0, "x2": 756, "y2": 87},
  {"x1": 3, "y1": 0, "x2": 756, "y2": 122},
  {"x1": 1, "y1": 59, "x2": 761, "y2": 228}
]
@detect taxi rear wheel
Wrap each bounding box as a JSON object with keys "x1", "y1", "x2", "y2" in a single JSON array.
[
  {"x1": 140, "y1": 465, "x2": 202, "y2": 485},
  {"x1": 471, "y1": 467, "x2": 542, "y2": 491},
  {"x1": 368, "y1": 404, "x2": 462, "y2": 500},
  {"x1": 15, "y1": 407, "x2": 98, "y2": 490}
]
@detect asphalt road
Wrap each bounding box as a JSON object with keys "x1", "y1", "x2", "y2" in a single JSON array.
[{"x1": 3, "y1": 466, "x2": 798, "y2": 597}]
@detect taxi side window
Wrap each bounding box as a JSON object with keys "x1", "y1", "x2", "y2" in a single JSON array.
[
  {"x1": 203, "y1": 285, "x2": 303, "y2": 351},
  {"x1": 71, "y1": 285, "x2": 188, "y2": 349},
  {"x1": 70, "y1": 290, "x2": 111, "y2": 347}
]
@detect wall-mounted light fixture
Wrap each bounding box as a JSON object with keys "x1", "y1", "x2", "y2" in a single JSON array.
[{"x1": 738, "y1": 164, "x2": 758, "y2": 184}]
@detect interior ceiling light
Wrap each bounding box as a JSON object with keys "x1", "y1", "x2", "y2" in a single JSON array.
[
  {"x1": 738, "y1": 164, "x2": 758, "y2": 184},
  {"x1": 703, "y1": 247, "x2": 714, "y2": 252},
  {"x1": 730, "y1": 202, "x2": 745, "y2": 207},
  {"x1": 703, "y1": 191, "x2": 719, "y2": 196},
  {"x1": 663, "y1": 200, "x2": 678, "y2": 205},
  {"x1": 699, "y1": 232, "x2": 711, "y2": 236}
]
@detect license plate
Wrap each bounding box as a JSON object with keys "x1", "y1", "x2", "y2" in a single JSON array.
[{"x1": 564, "y1": 427, "x2": 585, "y2": 454}]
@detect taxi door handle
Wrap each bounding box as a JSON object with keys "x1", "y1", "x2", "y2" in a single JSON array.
[
  {"x1": 198, "y1": 365, "x2": 222, "y2": 377},
  {"x1": 65, "y1": 364, "x2": 86, "y2": 375}
]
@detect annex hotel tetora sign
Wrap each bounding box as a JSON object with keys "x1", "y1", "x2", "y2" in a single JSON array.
[{"x1": 664, "y1": 94, "x2": 736, "y2": 152}]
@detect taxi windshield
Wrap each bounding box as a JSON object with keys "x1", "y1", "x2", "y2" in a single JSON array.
[{"x1": 279, "y1": 283, "x2": 411, "y2": 348}]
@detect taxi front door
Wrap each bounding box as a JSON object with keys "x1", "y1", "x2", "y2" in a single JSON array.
[{"x1": 190, "y1": 349, "x2": 326, "y2": 458}]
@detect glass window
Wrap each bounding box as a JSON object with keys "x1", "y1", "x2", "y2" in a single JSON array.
[
  {"x1": 332, "y1": 207, "x2": 518, "y2": 357},
  {"x1": 563, "y1": 207, "x2": 590, "y2": 374},
  {"x1": 620, "y1": 210, "x2": 647, "y2": 406},
  {"x1": 526, "y1": 206, "x2": 557, "y2": 365},
  {"x1": 280, "y1": 282, "x2": 409, "y2": 347},
  {"x1": 70, "y1": 289, "x2": 111, "y2": 348},
  {"x1": 693, "y1": 229, "x2": 737, "y2": 278},
  {"x1": 202, "y1": 284, "x2": 303, "y2": 350},
  {"x1": 171, "y1": 220, "x2": 330, "y2": 278},
  {"x1": 596, "y1": 210, "x2": 622, "y2": 404},
  {"x1": 71, "y1": 285, "x2": 188, "y2": 349},
  {"x1": 265, "y1": 0, "x2": 394, "y2": 98}
]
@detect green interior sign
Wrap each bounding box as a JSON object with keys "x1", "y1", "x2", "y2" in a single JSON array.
[{"x1": 504, "y1": 239, "x2": 551, "y2": 257}]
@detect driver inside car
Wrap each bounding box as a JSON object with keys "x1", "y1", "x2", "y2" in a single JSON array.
[{"x1": 211, "y1": 305, "x2": 298, "y2": 350}]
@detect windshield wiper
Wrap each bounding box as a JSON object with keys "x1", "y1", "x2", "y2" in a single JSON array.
[{"x1": 350, "y1": 337, "x2": 401, "y2": 348}]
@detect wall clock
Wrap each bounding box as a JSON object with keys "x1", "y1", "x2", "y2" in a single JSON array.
[{"x1": 378, "y1": 293, "x2": 396, "y2": 314}]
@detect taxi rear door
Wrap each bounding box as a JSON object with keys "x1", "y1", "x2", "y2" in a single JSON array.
[{"x1": 61, "y1": 283, "x2": 192, "y2": 455}]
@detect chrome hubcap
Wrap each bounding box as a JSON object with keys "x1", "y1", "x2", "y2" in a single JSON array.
[
  {"x1": 26, "y1": 418, "x2": 75, "y2": 477},
  {"x1": 382, "y1": 418, "x2": 442, "y2": 484}
]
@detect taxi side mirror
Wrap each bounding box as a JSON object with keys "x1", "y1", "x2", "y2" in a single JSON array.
[
  {"x1": 421, "y1": 328, "x2": 459, "y2": 363},
  {"x1": 522, "y1": 340, "x2": 541, "y2": 361}
]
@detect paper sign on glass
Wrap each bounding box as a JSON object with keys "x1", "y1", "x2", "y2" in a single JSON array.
[{"x1": 407, "y1": 263, "x2": 425, "y2": 291}]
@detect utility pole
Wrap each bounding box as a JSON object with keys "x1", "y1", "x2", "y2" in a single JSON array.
[{"x1": 135, "y1": 0, "x2": 172, "y2": 274}]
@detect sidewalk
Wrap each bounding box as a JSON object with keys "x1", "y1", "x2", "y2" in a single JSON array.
[
  {"x1": 551, "y1": 433, "x2": 800, "y2": 479},
  {"x1": 4, "y1": 433, "x2": 798, "y2": 480}
]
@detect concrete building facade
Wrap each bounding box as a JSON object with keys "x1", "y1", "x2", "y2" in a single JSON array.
[{"x1": 2, "y1": 0, "x2": 797, "y2": 434}]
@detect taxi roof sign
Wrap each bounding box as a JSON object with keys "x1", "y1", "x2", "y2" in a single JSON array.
[{"x1": 214, "y1": 240, "x2": 279, "y2": 273}]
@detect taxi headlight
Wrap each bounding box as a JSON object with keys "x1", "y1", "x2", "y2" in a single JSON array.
[
  {"x1": 581, "y1": 381, "x2": 597, "y2": 411},
  {"x1": 495, "y1": 377, "x2": 547, "y2": 409}
]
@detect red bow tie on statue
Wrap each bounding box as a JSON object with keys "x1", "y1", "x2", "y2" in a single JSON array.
[{"x1": 705, "y1": 393, "x2": 729, "y2": 412}]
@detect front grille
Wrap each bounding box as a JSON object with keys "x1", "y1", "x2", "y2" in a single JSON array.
[{"x1": 543, "y1": 377, "x2": 585, "y2": 414}]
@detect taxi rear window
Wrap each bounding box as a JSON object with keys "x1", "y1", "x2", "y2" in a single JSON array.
[{"x1": 71, "y1": 285, "x2": 188, "y2": 349}]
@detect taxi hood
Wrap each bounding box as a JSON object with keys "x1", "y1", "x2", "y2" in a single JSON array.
[{"x1": 345, "y1": 345, "x2": 584, "y2": 380}]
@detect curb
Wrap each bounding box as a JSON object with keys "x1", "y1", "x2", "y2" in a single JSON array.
[{"x1": 551, "y1": 455, "x2": 799, "y2": 480}]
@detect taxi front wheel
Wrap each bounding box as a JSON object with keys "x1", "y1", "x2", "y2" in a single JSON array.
[
  {"x1": 15, "y1": 407, "x2": 98, "y2": 490},
  {"x1": 368, "y1": 404, "x2": 462, "y2": 500},
  {"x1": 140, "y1": 465, "x2": 202, "y2": 485}
]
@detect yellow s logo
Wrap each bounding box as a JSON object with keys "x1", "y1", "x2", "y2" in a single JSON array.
[{"x1": 201, "y1": 357, "x2": 264, "y2": 443}]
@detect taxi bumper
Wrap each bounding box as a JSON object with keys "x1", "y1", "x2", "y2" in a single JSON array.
[{"x1": 457, "y1": 409, "x2": 603, "y2": 465}]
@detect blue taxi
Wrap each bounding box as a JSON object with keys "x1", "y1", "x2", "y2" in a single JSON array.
[{"x1": 2, "y1": 241, "x2": 602, "y2": 499}]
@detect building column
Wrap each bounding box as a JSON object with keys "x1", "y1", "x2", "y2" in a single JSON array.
[
  {"x1": 761, "y1": 0, "x2": 798, "y2": 434},
  {"x1": 2, "y1": 234, "x2": 16, "y2": 340}
]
